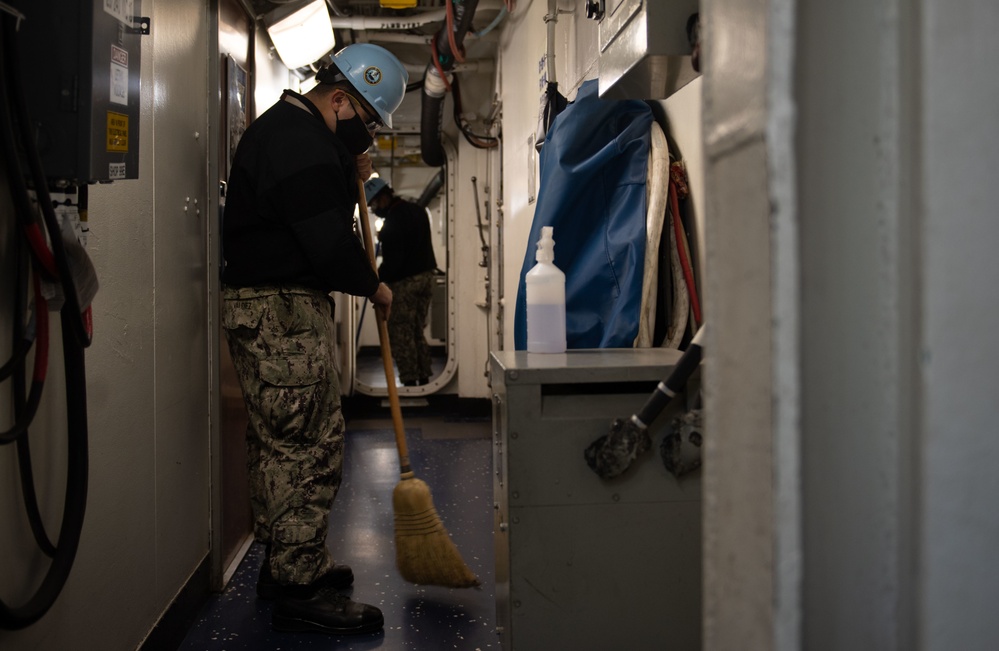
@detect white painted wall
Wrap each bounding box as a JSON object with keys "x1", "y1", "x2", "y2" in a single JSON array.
[
  {"x1": 0, "y1": 1, "x2": 211, "y2": 648},
  {"x1": 452, "y1": 140, "x2": 493, "y2": 396},
  {"x1": 702, "y1": 0, "x2": 999, "y2": 650},
  {"x1": 797, "y1": 0, "x2": 912, "y2": 645},
  {"x1": 499, "y1": 0, "x2": 563, "y2": 352},
  {"x1": 919, "y1": 0, "x2": 999, "y2": 647},
  {"x1": 659, "y1": 78, "x2": 705, "y2": 282},
  {"x1": 254, "y1": 45, "x2": 296, "y2": 120}
]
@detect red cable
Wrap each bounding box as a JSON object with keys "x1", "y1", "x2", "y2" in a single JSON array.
[
  {"x1": 24, "y1": 223, "x2": 91, "y2": 339},
  {"x1": 23, "y1": 223, "x2": 57, "y2": 278},
  {"x1": 670, "y1": 179, "x2": 702, "y2": 326},
  {"x1": 32, "y1": 275, "x2": 49, "y2": 382},
  {"x1": 445, "y1": 0, "x2": 466, "y2": 63},
  {"x1": 430, "y1": 37, "x2": 452, "y2": 92}
]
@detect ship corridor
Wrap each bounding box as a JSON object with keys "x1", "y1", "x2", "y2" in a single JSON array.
[
  {"x1": 2, "y1": 0, "x2": 998, "y2": 650},
  {"x1": 176, "y1": 395, "x2": 499, "y2": 651}
]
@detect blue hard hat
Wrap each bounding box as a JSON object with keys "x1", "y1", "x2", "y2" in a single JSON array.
[
  {"x1": 333, "y1": 43, "x2": 408, "y2": 128},
  {"x1": 364, "y1": 177, "x2": 389, "y2": 202}
]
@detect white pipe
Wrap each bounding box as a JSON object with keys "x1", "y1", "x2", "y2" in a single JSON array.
[
  {"x1": 423, "y1": 66, "x2": 450, "y2": 98},
  {"x1": 330, "y1": 0, "x2": 503, "y2": 31},
  {"x1": 545, "y1": 0, "x2": 557, "y2": 84},
  {"x1": 369, "y1": 33, "x2": 435, "y2": 45},
  {"x1": 367, "y1": 31, "x2": 494, "y2": 46},
  {"x1": 400, "y1": 59, "x2": 494, "y2": 76},
  {"x1": 453, "y1": 60, "x2": 495, "y2": 74},
  {"x1": 332, "y1": 10, "x2": 446, "y2": 30}
]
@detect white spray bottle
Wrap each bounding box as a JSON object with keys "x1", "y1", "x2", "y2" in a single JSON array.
[{"x1": 526, "y1": 226, "x2": 566, "y2": 353}]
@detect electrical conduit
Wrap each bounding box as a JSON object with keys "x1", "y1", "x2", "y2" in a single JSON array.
[{"x1": 421, "y1": 0, "x2": 481, "y2": 166}]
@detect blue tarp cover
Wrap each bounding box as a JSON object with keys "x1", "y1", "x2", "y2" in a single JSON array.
[{"x1": 514, "y1": 79, "x2": 653, "y2": 350}]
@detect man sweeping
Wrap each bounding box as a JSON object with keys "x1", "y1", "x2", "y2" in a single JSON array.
[
  {"x1": 220, "y1": 43, "x2": 407, "y2": 635},
  {"x1": 364, "y1": 177, "x2": 439, "y2": 387}
]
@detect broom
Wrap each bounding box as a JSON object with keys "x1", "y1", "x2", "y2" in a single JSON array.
[{"x1": 356, "y1": 178, "x2": 480, "y2": 588}]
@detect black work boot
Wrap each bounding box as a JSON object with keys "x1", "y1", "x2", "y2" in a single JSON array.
[
  {"x1": 273, "y1": 586, "x2": 384, "y2": 635},
  {"x1": 256, "y1": 552, "x2": 354, "y2": 600}
]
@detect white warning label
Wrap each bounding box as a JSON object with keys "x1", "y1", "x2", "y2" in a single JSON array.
[
  {"x1": 111, "y1": 62, "x2": 128, "y2": 105},
  {"x1": 109, "y1": 162, "x2": 127, "y2": 180}
]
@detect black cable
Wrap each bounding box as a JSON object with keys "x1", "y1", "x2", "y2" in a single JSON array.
[
  {"x1": 0, "y1": 9, "x2": 90, "y2": 630},
  {"x1": 4, "y1": 14, "x2": 91, "y2": 348},
  {"x1": 0, "y1": 340, "x2": 30, "y2": 380},
  {"x1": 14, "y1": 320, "x2": 57, "y2": 557},
  {"x1": 420, "y1": 0, "x2": 482, "y2": 165},
  {"x1": 470, "y1": 176, "x2": 488, "y2": 250},
  {"x1": 6, "y1": 205, "x2": 55, "y2": 555},
  {"x1": 416, "y1": 168, "x2": 445, "y2": 209},
  {"x1": 0, "y1": 11, "x2": 45, "y2": 444},
  {"x1": 0, "y1": 206, "x2": 31, "y2": 382},
  {"x1": 0, "y1": 309, "x2": 90, "y2": 630},
  {"x1": 451, "y1": 76, "x2": 498, "y2": 149},
  {"x1": 0, "y1": 286, "x2": 45, "y2": 445}
]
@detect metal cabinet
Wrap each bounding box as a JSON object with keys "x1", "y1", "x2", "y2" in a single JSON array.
[
  {"x1": 597, "y1": 0, "x2": 701, "y2": 101},
  {"x1": 490, "y1": 349, "x2": 702, "y2": 651}
]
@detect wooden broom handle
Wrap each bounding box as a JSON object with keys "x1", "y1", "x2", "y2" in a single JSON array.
[{"x1": 356, "y1": 178, "x2": 411, "y2": 472}]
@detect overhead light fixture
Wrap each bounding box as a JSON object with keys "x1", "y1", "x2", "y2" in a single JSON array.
[{"x1": 265, "y1": 0, "x2": 336, "y2": 70}]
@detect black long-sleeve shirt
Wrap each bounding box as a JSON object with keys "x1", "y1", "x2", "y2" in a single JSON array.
[
  {"x1": 376, "y1": 197, "x2": 437, "y2": 283},
  {"x1": 222, "y1": 91, "x2": 379, "y2": 298}
]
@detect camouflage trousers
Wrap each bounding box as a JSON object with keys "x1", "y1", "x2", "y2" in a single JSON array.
[
  {"x1": 222, "y1": 285, "x2": 342, "y2": 585},
  {"x1": 387, "y1": 270, "x2": 435, "y2": 384}
]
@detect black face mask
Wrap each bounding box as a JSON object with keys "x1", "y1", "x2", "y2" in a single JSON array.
[{"x1": 337, "y1": 113, "x2": 374, "y2": 155}]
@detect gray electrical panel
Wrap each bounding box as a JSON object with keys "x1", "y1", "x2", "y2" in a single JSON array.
[
  {"x1": 598, "y1": 0, "x2": 700, "y2": 100},
  {"x1": 11, "y1": 0, "x2": 144, "y2": 182},
  {"x1": 490, "y1": 349, "x2": 702, "y2": 651}
]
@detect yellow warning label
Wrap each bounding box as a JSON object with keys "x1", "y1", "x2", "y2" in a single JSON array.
[{"x1": 107, "y1": 111, "x2": 129, "y2": 152}]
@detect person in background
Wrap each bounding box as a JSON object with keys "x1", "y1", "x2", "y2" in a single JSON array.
[
  {"x1": 364, "y1": 177, "x2": 438, "y2": 386},
  {"x1": 220, "y1": 43, "x2": 407, "y2": 636}
]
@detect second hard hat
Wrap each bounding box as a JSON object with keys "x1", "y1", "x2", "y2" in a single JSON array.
[{"x1": 364, "y1": 177, "x2": 389, "y2": 203}]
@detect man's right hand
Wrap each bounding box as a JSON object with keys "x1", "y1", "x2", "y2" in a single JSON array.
[{"x1": 369, "y1": 282, "x2": 392, "y2": 321}]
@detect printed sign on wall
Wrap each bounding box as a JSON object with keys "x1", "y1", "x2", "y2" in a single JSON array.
[
  {"x1": 111, "y1": 45, "x2": 129, "y2": 105},
  {"x1": 103, "y1": 0, "x2": 135, "y2": 25}
]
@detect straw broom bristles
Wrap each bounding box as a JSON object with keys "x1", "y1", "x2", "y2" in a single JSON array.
[
  {"x1": 393, "y1": 471, "x2": 480, "y2": 588},
  {"x1": 356, "y1": 179, "x2": 479, "y2": 589}
]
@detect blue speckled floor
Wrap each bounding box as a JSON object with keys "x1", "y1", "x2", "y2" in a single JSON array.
[{"x1": 179, "y1": 412, "x2": 497, "y2": 650}]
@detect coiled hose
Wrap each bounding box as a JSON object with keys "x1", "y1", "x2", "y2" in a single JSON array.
[{"x1": 0, "y1": 10, "x2": 90, "y2": 630}]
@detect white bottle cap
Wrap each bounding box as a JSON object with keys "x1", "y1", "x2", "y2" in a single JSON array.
[{"x1": 536, "y1": 226, "x2": 555, "y2": 263}]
